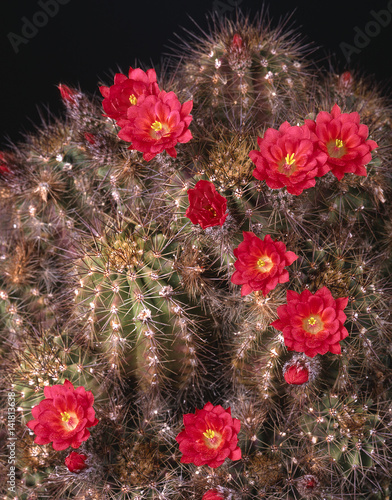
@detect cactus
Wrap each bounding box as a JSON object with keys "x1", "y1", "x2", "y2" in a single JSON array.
[{"x1": 1, "y1": 10, "x2": 392, "y2": 500}]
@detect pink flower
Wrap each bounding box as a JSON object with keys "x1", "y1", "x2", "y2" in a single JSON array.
[
  {"x1": 271, "y1": 287, "x2": 349, "y2": 358},
  {"x1": 26, "y1": 380, "x2": 98, "y2": 451},
  {"x1": 64, "y1": 451, "x2": 88, "y2": 473},
  {"x1": 249, "y1": 122, "x2": 328, "y2": 195},
  {"x1": 118, "y1": 90, "x2": 193, "y2": 161},
  {"x1": 231, "y1": 232, "x2": 298, "y2": 296},
  {"x1": 306, "y1": 104, "x2": 378, "y2": 180},
  {"x1": 176, "y1": 402, "x2": 241, "y2": 468},
  {"x1": 100, "y1": 67, "x2": 159, "y2": 122},
  {"x1": 186, "y1": 180, "x2": 228, "y2": 229}
]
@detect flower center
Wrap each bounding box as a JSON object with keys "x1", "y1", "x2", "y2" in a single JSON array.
[
  {"x1": 285, "y1": 153, "x2": 296, "y2": 166},
  {"x1": 61, "y1": 411, "x2": 70, "y2": 422},
  {"x1": 204, "y1": 205, "x2": 217, "y2": 217},
  {"x1": 203, "y1": 429, "x2": 215, "y2": 439},
  {"x1": 255, "y1": 255, "x2": 273, "y2": 273},
  {"x1": 303, "y1": 314, "x2": 324, "y2": 334},
  {"x1": 278, "y1": 153, "x2": 297, "y2": 176},
  {"x1": 327, "y1": 138, "x2": 346, "y2": 158},
  {"x1": 129, "y1": 94, "x2": 137, "y2": 105},
  {"x1": 151, "y1": 121, "x2": 163, "y2": 132},
  {"x1": 60, "y1": 411, "x2": 79, "y2": 431}
]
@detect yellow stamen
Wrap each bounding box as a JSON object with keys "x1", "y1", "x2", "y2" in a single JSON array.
[
  {"x1": 308, "y1": 317, "x2": 317, "y2": 326},
  {"x1": 284, "y1": 153, "x2": 296, "y2": 165},
  {"x1": 335, "y1": 139, "x2": 344, "y2": 148},
  {"x1": 151, "y1": 121, "x2": 163, "y2": 132},
  {"x1": 129, "y1": 94, "x2": 137, "y2": 105},
  {"x1": 61, "y1": 411, "x2": 70, "y2": 423},
  {"x1": 203, "y1": 429, "x2": 215, "y2": 439},
  {"x1": 257, "y1": 258, "x2": 265, "y2": 268}
]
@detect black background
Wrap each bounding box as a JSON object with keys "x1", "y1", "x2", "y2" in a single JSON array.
[{"x1": 2, "y1": 0, "x2": 392, "y2": 148}]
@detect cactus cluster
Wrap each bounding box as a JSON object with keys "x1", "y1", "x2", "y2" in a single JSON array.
[{"x1": 1, "y1": 11, "x2": 392, "y2": 500}]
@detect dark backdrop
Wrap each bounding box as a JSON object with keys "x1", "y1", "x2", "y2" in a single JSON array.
[{"x1": 2, "y1": 0, "x2": 392, "y2": 148}]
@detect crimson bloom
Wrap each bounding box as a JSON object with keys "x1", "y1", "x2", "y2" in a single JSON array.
[
  {"x1": 118, "y1": 90, "x2": 193, "y2": 161},
  {"x1": 305, "y1": 104, "x2": 378, "y2": 180},
  {"x1": 26, "y1": 380, "x2": 98, "y2": 451},
  {"x1": 202, "y1": 490, "x2": 225, "y2": 500},
  {"x1": 100, "y1": 67, "x2": 159, "y2": 123},
  {"x1": 186, "y1": 180, "x2": 228, "y2": 229},
  {"x1": 64, "y1": 451, "x2": 88, "y2": 473},
  {"x1": 249, "y1": 122, "x2": 329, "y2": 195},
  {"x1": 283, "y1": 361, "x2": 309, "y2": 385},
  {"x1": 271, "y1": 287, "x2": 349, "y2": 358},
  {"x1": 231, "y1": 232, "x2": 298, "y2": 297},
  {"x1": 175, "y1": 402, "x2": 241, "y2": 468}
]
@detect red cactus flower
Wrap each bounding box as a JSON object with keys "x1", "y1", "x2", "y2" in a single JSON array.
[
  {"x1": 271, "y1": 287, "x2": 349, "y2": 358},
  {"x1": 117, "y1": 90, "x2": 193, "y2": 161},
  {"x1": 249, "y1": 122, "x2": 329, "y2": 195},
  {"x1": 64, "y1": 451, "x2": 88, "y2": 473},
  {"x1": 231, "y1": 232, "x2": 298, "y2": 297},
  {"x1": 100, "y1": 67, "x2": 159, "y2": 122},
  {"x1": 306, "y1": 104, "x2": 378, "y2": 180},
  {"x1": 0, "y1": 153, "x2": 10, "y2": 174},
  {"x1": 175, "y1": 402, "x2": 241, "y2": 468},
  {"x1": 283, "y1": 360, "x2": 309, "y2": 385},
  {"x1": 58, "y1": 84, "x2": 80, "y2": 106},
  {"x1": 202, "y1": 490, "x2": 225, "y2": 500},
  {"x1": 186, "y1": 180, "x2": 228, "y2": 229},
  {"x1": 26, "y1": 380, "x2": 98, "y2": 451}
]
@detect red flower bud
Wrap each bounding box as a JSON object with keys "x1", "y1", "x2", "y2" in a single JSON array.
[
  {"x1": 231, "y1": 34, "x2": 243, "y2": 49},
  {"x1": 339, "y1": 71, "x2": 353, "y2": 89},
  {"x1": 0, "y1": 153, "x2": 10, "y2": 174},
  {"x1": 64, "y1": 451, "x2": 88, "y2": 473},
  {"x1": 58, "y1": 84, "x2": 79, "y2": 105},
  {"x1": 84, "y1": 133, "x2": 96, "y2": 145},
  {"x1": 283, "y1": 362, "x2": 309, "y2": 385},
  {"x1": 202, "y1": 489, "x2": 225, "y2": 500},
  {"x1": 297, "y1": 475, "x2": 319, "y2": 496}
]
